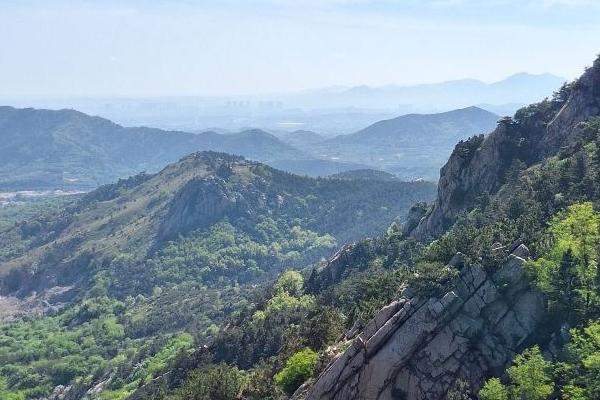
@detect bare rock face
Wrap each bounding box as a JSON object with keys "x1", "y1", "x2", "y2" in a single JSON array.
[
  {"x1": 297, "y1": 246, "x2": 545, "y2": 400},
  {"x1": 158, "y1": 176, "x2": 242, "y2": 241},
  {"x1": 409, "y1": 57, "x2": 600, "y2": 241},
  {"x1": 542, "y1": 57, "x2": 600, "y2": 156},
  {"x1": 401, "y1": 202, "x2": 429, "y2": 237}
]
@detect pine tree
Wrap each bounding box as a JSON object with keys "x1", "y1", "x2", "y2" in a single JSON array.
[{"x1": 551, "y1": 249, "x2": 579, "y2": 323}]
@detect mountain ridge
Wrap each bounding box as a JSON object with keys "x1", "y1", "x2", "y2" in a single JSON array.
[
  {"x1": 331, "y1": 106, "x2": 498, "y2": 144},
  {"x1": 408, "y1": 57, "x2": 600, "y2": 240},
  {"x1": 304, "y1": 106, "x2": 500, "y2": 181},
  {"x1": 0, "y1": 151, "x2": 435, "y2": 298},
  {"x1": 0, "y1": 106, "x2": 310, "y2": 189},
  {"x1": 294, "y1": 54, "x2": 600, "y2": 400}
]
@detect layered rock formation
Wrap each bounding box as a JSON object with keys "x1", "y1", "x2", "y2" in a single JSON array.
[
  {"x1": 409, "y1": 56, "x2": 600, "y2": 240},
  {"x1": 297, "y1": 245, "x2": 545, "y2": 400}
]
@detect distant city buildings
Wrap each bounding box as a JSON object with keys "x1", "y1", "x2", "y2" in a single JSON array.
[{"x1": 225, "y1": 100, "x2": 283, "y2": 109}]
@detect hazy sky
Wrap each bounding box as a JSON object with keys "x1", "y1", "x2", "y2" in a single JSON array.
[{"x1": 1, "y1": 0, "x2": 599, "y2": 97}]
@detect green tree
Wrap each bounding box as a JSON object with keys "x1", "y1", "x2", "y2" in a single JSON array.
[
  {"x1": 274, "y1": 270, "x2": 304, "y2": 297},
  {"x1": 507, "y1": 346, "x2": 553, "y2": 400},
  {"x1": 562, "y1": 321, "x2": 600, "y2": 399},
  {"x1": 528, "y1": 202, "x2": 600, "y2": 318},
  {"x1": 274, "y1": 348, "x2": 319, "y2": 395},
  {"x1": 169, "y1": 364, "x2": 246, "y2": 400},
  {"x1": 479, "y1": 378, "x2": 509, "y2": 400},
  {"x1": 301, "y1": 306, "x2": 345, "y2": 350},
  {"x1": 0, "y1": 377, "x2": 25, "y2": 400},
  {"x1": 550, "y1": 249, "x2": 580, "y2": 322},
  {"x1": 447, "y1": 379, "x2": 471, "y2": 400}
]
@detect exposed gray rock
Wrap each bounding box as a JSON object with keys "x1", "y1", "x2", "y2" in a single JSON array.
[
  {"x1": 344, "y1": 319, "x2": 364, "y2": 341},
  {"x1": 401, "y1": 202, "x2": 429, "y2": 237},
  {"x1": 511, "y1": 244, "x2": 530, "y2": 259},
  {"x1": 448, "y1": 252, "x2": 466, "y2": 268},
  {"x1": 158, "y1": 176, "x2": 241, "y2": 241},
  {"x1": 408, "y1": 57, "x2": 600, "y2": 241},
  {"x1": 46, "y1": 385, "x2": 71, "y2": 400},
  {"x1": 296, "y1": 249, "x2": 545, "y2": 400}
]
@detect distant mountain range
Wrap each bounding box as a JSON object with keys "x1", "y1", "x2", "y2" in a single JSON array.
[
  {"x1": 301, "y1": 106, "x2": 500, "y2": 181},
  {"x1": 329, "y1": 169, "x2": 400, "y2": 182},
  {"x1": 0, "y1": 106, "x2": 345, "y2": 190},
  {"x1": 333, "y1": 106, "x2": 498, "y2": 145},
  {"x1": 0, "y1": 104, "x2": 504, "y2": 189},
  {"x1": 289, "y1": 73, "x2": 566, "y2": 112},
  {"x1": 279, "y1": 130, "x2": 326, "y2": 147},
  {"x1": 4, "y1": 73, "x2": 565, "y2": 135}
]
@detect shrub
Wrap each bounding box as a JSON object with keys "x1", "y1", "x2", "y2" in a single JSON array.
[
  {"x1": 274, "y1": 348, "x2": 319, "y2": 395},
  {"x1": 169, "y1": 363, "x2": 246, "y2": 400},
  {"x1": 479, "y1": 378, "x2": 508, "y2": 400},
  {"x1": 507, "y1": 346, "x2": 553, "y2": 400}
]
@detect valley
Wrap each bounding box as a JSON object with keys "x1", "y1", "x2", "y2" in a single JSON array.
[
  {"x1": 1, "y1": 62, "x2": 595, "y2": 400},
  {"x1": 2, "y1": 2, "x2": 599, "y2": 399}
]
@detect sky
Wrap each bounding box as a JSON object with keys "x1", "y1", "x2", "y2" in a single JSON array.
[{"x1": 1, "y1": 0, "x2": 599, "y2": 98}]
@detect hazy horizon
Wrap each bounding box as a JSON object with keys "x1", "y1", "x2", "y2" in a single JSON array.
[
  {"x1": 1, "y1": 0, "x2": 598, "y2": 98},
  {"x1": 0, "y1": 71, "x2": 566, "y2": 102}
]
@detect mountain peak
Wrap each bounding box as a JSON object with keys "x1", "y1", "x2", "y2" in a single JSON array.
[{"x1": 408, "y1": 55, "x2": 600, "y2": 240}]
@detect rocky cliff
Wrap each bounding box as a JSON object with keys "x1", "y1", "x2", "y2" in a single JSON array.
[
  {"x1": 409, "y1": 56, "x2": 600, "y2": 240},
  {"x1": 158, "y1": 176, "x2": 242, "y2": 241},
  {"x1": 297, "y1": 245, "x2": 545, "y2": 400}
]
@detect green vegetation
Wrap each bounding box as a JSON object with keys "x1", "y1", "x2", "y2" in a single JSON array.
[
  {"x1": 480, "y1": 324, "x2": 600, "y2": 400},
  {"x1": 479, "y1": 347, "x2": 554, "y2": 400},
  {"x1": 0, "y1": 195, "x2": 78, "y2": 262},
  {"x1": 0, "y1": 153, "x2": 434, "y2": 398},
  {"x1": 0, "y1": 293, "x2": 195, "y2": 399},
  {"x1": 156, "y1": 61, "x2": 600, "y2": 399},
  {"x1": 166, "y1": 364, "x2": 246, "y2": 400},
  {"x1": 0, "y1": 195, "x2": 76, "y2": 231},
  {"x1": 527, "y1": 202, "x2": 600, "y2": 322},
  {"x1": 109, "y1": 220, "x2": 336, "y2": 295},
  {"x1": 479, "y1": 378, "x2": 508, "y2": 400},
  {"x1": 2, "y1": 73, "x2": 600, "y2": 400},
  {"x1": 506, "y1": 346, "x2": 554, "y2": 400},
  {"x1": 274, "y1": 348, "x2": 319, "y2": 395}
]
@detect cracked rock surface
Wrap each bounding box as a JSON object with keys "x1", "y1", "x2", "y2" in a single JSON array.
[{"x1": 295, "y1": 245, "x2": 545, "y2": 400}]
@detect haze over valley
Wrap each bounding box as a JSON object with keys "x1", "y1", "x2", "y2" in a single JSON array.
[
  {"x1": 2, "y1": 2, "x2": 600, "y2": 400},
  {"x1": 5, "y1": 72, "x2": 564, "y2": 135}
]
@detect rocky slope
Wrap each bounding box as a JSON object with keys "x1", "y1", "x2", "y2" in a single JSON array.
[
  {"x1": 408, "y1": 57, "x2": 600, "y2": 240},
  {"x1": 296, "y1": 245, "x2": 545, "y2": 400},
  {"x1": 295, "y1": 56, "x2": 600, "y2": 400}
]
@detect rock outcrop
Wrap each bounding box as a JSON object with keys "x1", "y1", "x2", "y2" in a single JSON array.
[
  {"x1": 158, "y1": 176, "x2": 242, "y2": 241},
  {"x1": 401, "y1": 202, "x2": 429, "y2": 237},
  {"x1": 409, "y1": 56, "x2": 600, "y2": 240},
  {"x1": 297, "y1": 245, "x2": 545, "y2": 400}
]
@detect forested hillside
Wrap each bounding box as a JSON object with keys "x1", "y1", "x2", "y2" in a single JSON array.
[
  {"x1": 0, "y1": 107, "x2": 308, "y2": 189},
  {"x1": 307, "y1": 106, "x2": 499, "y2": 180},
  {"x1": 0, "y1": 105, "x2": 505, "y2": 188},
  {"x1": 0, "y1": 152, "x2": 434, "y2": 399},
  {"x1": 105, "y1": 55, "x2": 600, "y2": 400}
]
